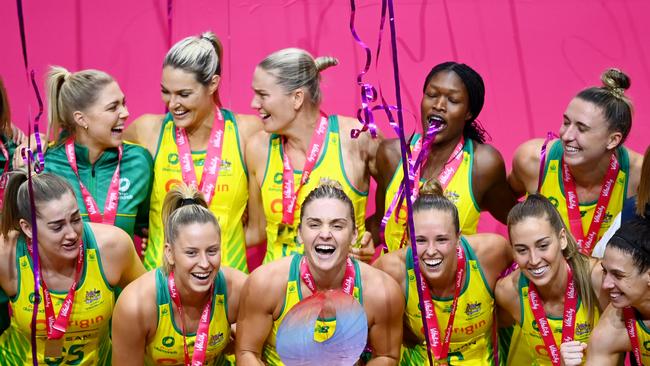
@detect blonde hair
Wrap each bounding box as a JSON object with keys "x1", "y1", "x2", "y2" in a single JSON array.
[
  {"x1": 46, "y1": 66, "x2": 114, "y2": 142},
  {"x1": 299, "y1": 179, "x2": 355, "y2": 228},
  {"x1": 258, "y1": 48, "x2": 338, "y2": 105},
  {"x1": 161, "y1": 184, "x2": 220, "y2": 274},
  {"x1": 164, "y1": 31, "x2": 223, "y2": 106}
]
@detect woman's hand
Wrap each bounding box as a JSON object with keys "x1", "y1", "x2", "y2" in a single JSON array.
[
  {"x1": 560, "y1": 340, "x2": 588, "y2": 366},
  {"x1": 349, "y1": 231, "x2": 375, "y2": 264}
]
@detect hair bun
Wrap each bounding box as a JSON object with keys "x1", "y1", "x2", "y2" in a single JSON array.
[
  {"x1": 419, "y1": 179, "x2": 444, "y2": 197},
  {"x1": 601, "y1": 68, "x2": 630, "y2": 93},
  {"x1": 317, "y1": 177, "x2": 344, "y2": 191},
  {"x1": 314, "y1": 56, "x2": 338, "y2": 72}
]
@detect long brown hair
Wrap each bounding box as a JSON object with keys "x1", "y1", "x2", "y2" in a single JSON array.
[{"x1": 507, "y1": 194, "x2": 598, "y2": 322}]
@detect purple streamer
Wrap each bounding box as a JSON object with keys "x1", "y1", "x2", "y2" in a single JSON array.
[
  {"x1": 15, "y1": 1, "x2": 45, "y2": 362},
  {"x1": 384, "y1": 1, "x2": 434, "y2": 364},
  {"x1": 537, "y1": 131, "x2": 558, "y2": 193},
  {"x1": 167, "y1": 0, "x2": 173, "y2": 48}
]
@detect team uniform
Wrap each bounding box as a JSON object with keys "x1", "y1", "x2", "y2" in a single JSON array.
[
  {"x1": 401, "y1": 238, "x2": 496, "y2": 365},
  {"x1": 144, "y1": 110, "x2": 249, "y2": 272},
  {"x1": 260, "y1": 116, "x2": 368, "y2": 264},
  {"x1": 628, "y1": 311, "x2": 650, "y2": 365},
  {"x1": 539, "y1": 141, "x2": 630, "y2": 244},
  {"x1": 145, "y1": 269, "x2": 230, "y2": 366},
  {"x1": 44, "y1": 140, "x2": 153, "y2": 238},
  {"x1": 384, "y1": 135, "x2": 480, "y2": 252},
  {"x1": 0, "y1": 223, "x2": 114, "y2": 365},
  {"x1": 0, "y1": 134, "x2": 16, "y2": 336},
  {"x1": 262, "y1": 254, "x2": 363, "y2": 365},
  {"x1": 505, "y1": 274, "x2": 598, "y2": 366}
]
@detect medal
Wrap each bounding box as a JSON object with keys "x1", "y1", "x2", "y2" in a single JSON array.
[{"x1": 44, "y1": 337, "x2": 63, "y2": 358}]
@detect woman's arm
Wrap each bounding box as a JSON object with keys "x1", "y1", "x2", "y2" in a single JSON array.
[
  {"x1": 473, "y1": 143, "x2": 518, "y2": 224},
  {"x1": 365, "y1": 267, "x2": 404, "y2": 365},
  {"x1": 222, "y1": 266, "x2": 247, "y2": 324},
  {"x1": 235, "y1": 265, "x2": 284, "y2": 365},
  {"x1": 243, "y1": 132, "x2": 268, "y2": 247},
  {"x1": 123, "y1": 114, "x2": 164, "y2": 157},
  {"x1": 585, "y1": 305, "x2": 629, "y2": 365},
  {"x1": 508, "y1": 138, "x2": 546, "y2": 197},
  {"x1": 93, "y1": 224, "x2": 146, "y2": 288},
  {"x1": 111, "y1": 272, "x2": 156, "y2": 366}
]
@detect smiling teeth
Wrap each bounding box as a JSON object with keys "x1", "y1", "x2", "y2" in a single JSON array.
[
  {"x1": 423, "y1": 258, "x2": 442, "y2": 267},
  {"x1": 529, "y1": 266, "x2": 548, "y2": 276},
  {"x1": 192, "y1": 273, "x2": 210, "y2": 280},
  {"x1": 173, "y1": 110, "x2": 187, "y2": 115},
  {"x1": 315, "y1": 244, "x2": 335, "y2": 251},
  {"x1": 565, "y1": 146, "x2": 580, "y2": 152}
]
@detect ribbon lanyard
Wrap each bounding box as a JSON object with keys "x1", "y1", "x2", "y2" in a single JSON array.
[
  {"x1": 175, "y1": 109, "x2": 226, "y2": 206},
  {"x1": 623, "y1": 307, "x2": 643, "y2": 366},
  {"x1": 418, "y1": 245, "x2": 466, "y2": 363},
  {"x1": 527, "y1": 264, "x2": 577, "y2": 366},
  {"x1": 562, "y1": 153, "x2": 619, "y2": 255},
  {"x1": 0, "y1": 139, "x2": 10, "y2": 209},
  {"x1": 27, "y1": 242, "x2": 84, "y2": 340},
  {"x1": 300, "y1": 257, "x2": 356, "y2": 296},
  {"x1": 65, "y1": 138, "x2": 123, "y2": 225},
  {"x1": 168, "y1": 272, "x2": 213, "y2": 366},
  {"x1": 281, "y1": 114, "x2": 329, "y2": 226}
]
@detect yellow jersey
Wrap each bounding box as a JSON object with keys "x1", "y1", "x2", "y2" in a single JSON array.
[
  {"x1": 144, "y1": 269, "x2": 229, "y2": 366},
  {"x1": 262, "y1": 255, "x2": 363, "y2": 365},
  {"x1": 539, "y1": 141, "x2": 629, "y2": 245},
  {"x1": 505, "y1": 274, "x2": 598, "y2": 366},
  {"x1": 0, "y1": 223, "x2": 114, "y2": 365},
  {"x1": 384, "y1": 136, "x2": 480, "y2": 252},
  {"x1": 260, "y1": 116, "x2": 368, "y2": 263},
  {"x1": 144, "y1": 110, "x2": 249, "y2": 272},
  {"x1": 401, "y1": 238, "x2": 495, "y2": 365}
]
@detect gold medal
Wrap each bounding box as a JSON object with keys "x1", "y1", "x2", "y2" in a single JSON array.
[{"x1": 44, "y1": 337, "x2": 63, "y2": 359}]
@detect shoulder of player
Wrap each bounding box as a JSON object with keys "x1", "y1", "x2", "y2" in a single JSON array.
[
  {"x1": 473, "y1": 141, "x2": 507, "y2": 174},
  {"x1": 495, "y1": 269, "x2": 521, "y2": 307},
  {"x1": 359, "y1": 260, "x2": 403, "y2": 301},
  {"x1": 376, "y1": 138, "x2": 402, "y2": 181},
  {"x1": 231, "y1": 113, "x2": 263, "y2": 139},
  {"x1": 245, "y1": 256, "x2": 292, "y2": 297},
  {"x1": 90, "y1": 223, "x2": 132, "y2": 257},
  {"x1": 114, "y1": 270, "x2": 158, "y2": 329}
]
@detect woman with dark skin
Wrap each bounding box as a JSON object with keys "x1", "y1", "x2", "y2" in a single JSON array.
[{"x1": 372, "y1": 62, "x2": 517, "y2": 251}]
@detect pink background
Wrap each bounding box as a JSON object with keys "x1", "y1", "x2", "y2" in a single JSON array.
[{"x1": 2, "y1": 0, "x2": 649, "y2": 234}]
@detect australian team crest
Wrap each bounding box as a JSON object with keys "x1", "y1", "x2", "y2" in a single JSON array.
[
  {"x1": 85, "y1": 289, "x2": 101, "y2": 304},
  {"x1": 445, "y1": 190, "x2": 460, "y2": 204},
  {"x1": 465, "y1": 302, "x2": 481, "y2": 317},
  {"x1": 209, "y1": 332, "x2": 224, "y2": 347},
  {"x1": 575, "y1": 322, "x2": 591, "y2": 336}
]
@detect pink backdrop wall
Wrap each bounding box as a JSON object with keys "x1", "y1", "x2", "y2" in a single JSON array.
[{"x1": 2, "y1": 0, "x2": 649, "y2": 233}]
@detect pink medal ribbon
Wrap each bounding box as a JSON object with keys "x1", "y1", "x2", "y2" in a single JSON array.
[
  {"x1": 0, "y1": 139, "x2": 10, "y2": 209},
  {"x1": 623, "y1": 307, "x2": 643, "y2": 366},
  {"x1": 562, "y1": 153, "x2": 619, "y2": 255},
  {"x1": 27, "y1": 241, "x2": 84, "y2": 340},
  {"x1": 281, "y1": 114, "x2": 329, "y2": 225},
  {"x1": 175, "y1": 109, "x2": 225, "y2": 206},
  {"x1": 381, "y1": 136, "x2": 464, "y2": 250},
  {"x1": 300, "y1": 257, "x2": 356, "y2": 296},
  {"x1": 527, "y1": 264, "x2": 578, "y2": 366},
  {"x1": 418, "y1": 245, "x2": 466, "y2": 363},
  {"x1": 168, "y1": 272, "x2": 213, "y2": 366},
  {"x1": 65, "y1": 138, "x2": 122, "y2": 225}
]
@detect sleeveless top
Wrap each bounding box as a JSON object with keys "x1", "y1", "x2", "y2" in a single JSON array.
[
  {"x1": 262, "y1": 255, "x2": 364, "y2": 365},
  {"x1": 144, "y1": 268, "x2": 230, "y2": 366},
  {"x1": 505, "y1": 274, "x2": 598, "y2": 365},
  {"x1": 539, "y1": 141, "x2": 629, "y2": 245},
  {"x1": 260, "y1": 116, "x2": 368, "y2": 264},
  {"x1": 384, "y1": 136, "x2": 480, "y2": 252},
  {"x1": 401, "y1": 239, "x2": 495, "y2": 365},
  {"x1": 0, "y1": 223, "x2": 114, "y2": 365},
  {"x1": 145, "y1": 110, "x2": 249, "y2": 272},
  {"x1": 629, "y1": 311, "x2": 650, "y2": 365}
]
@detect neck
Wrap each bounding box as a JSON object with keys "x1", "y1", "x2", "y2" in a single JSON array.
[
  {"x1": 38, "y1": 246, "x2": 78, "y2": 278},
  {"x1": 535, "y1": 263, "x2": 568, "y2": 304},
  {"x1": 176, "y1": 278, "x2": 212, "y2": 309},
  {"x1": 306, "y1": 260, "x2": 346, "y2": 292},
  {"x1": 185, "y1": 108, "x2": 216, "y2": 146},
  {"x1": 635, "y1": 299, "x2": 650, "y2": 320},
  {"x1": 422, "y1": 134, "x2": 463, "y2": 175},
  {"x1": 74, "y1": 131, "x2": 105, "y2": 164},
  {"x1": 425, "y1": 256, "x2": 460, "y2": 298},
  {"x1": 568, "y1": 150, "x2": 615, "y2": 190},
  {"x1": 282, "y1": 107, "x2": 321, "y2": 154}
]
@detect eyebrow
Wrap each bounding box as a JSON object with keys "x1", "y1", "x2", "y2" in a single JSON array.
[{"x1": 47, "y1": 209, "x2": 80, "y2": 225}]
